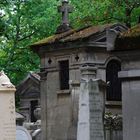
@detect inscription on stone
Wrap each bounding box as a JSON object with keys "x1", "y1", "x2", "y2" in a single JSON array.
[
  {"x1": 77, "y1": 78, "x2": 105, "y2": 140},
  {"x1": 0, "y1": 90, "x2": 16, "y2": 140},
  {"x1": 89, "y1": 80, "x2": 105, "y2": 140}
]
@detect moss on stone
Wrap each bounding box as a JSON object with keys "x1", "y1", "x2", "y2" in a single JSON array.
[{"x1": 120, "y1": 24, "x2": 140, "y2": 38}]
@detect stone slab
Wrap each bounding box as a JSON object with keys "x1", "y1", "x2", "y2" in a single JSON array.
[
  {"x1": 77, "y1": 79, "x2": 105, "y2": 140},
  {"x1": 119, "y1": 69, "x2": 140, "y2": 140},
  {"x1": 118, "y1": 69, "x2": 140, "y2": 79},
  {"x1": 122, "y1": 81, "x2": 140, "y2": 140},
  {"x1": 0, "y1": 88, "x2": 16, "y2": 140}
]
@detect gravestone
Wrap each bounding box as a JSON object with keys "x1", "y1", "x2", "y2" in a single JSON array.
[
  {"x1": 0, "y1": 71, "x2": 16, "y2": 140},
  {"x1": 77, "y1": 65, "x2": 106, "y2": 140},
  {"x1": 16, "y1": 126, "x2": 32, "y2": 140}
]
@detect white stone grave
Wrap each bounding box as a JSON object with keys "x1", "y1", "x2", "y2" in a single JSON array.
[{"x1": 0, "y1": 71, "x2": 16, "y2": 140}]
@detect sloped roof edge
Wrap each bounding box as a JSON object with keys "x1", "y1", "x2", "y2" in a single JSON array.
[
  {"x1": 30, "y1": 23, "x2": 127, "y2": 49},
  {"x1": 115, "y1": 24, "x2": 140, "y2": 50},
  {"x1": 16, "y1": 72, "x2": 40, "y2": 95}
]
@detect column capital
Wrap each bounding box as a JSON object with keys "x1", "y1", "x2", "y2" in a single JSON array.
[{"x1": 80, "y1": 64, "x2": 97, "y2": 80}]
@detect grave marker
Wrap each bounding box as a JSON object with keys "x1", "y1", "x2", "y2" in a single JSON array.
[
  {"x1": 0, "y1": 71, "x2": 16, "y2": 140},
  {"x1": 77, "y1": 65, "x2": 106, "y2": 140}
]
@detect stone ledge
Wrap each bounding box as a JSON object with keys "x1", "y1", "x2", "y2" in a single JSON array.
[
  {"x1": 57, "y1": 89, "x2": 71, "y2": 95},
  {"x1": 0, "y1": 87, "x2": 16, "y2": 92},
  {"x1": 118, "y1": 69, "x2": 140, "y2": 80},
  {"x1": 105, "y1": 101, "x2": 122, "y2": 107},
  {"x1": 69, "y1": 80, "x2": 80, "y2": 86}
]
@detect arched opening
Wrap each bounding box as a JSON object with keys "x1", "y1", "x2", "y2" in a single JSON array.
[{"x1": 106, "y1": 60, "x2": 121, "y2": 101}]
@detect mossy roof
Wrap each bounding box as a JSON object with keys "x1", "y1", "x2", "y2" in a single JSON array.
[
  {"x1": 31, "y1": 24, "x2": 112, "y2": 48},
  {"x1": 119, "y1": 24, "x2": 140, "y2": 38},
  {"x1": 115, "y1": 24, "x2": 140, "y2": 50}
]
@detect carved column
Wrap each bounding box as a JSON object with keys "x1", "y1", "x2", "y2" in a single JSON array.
[{"x1": 77, "y1": 65, "x2": 106, "y2": 140}]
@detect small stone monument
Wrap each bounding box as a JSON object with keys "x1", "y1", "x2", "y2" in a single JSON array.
[
  {"x1": 0, "y1": 70, "x2": 16, "y2": 140},
  {"x1": 77, "y1": 65, "x2": 106, "y2": 140}
]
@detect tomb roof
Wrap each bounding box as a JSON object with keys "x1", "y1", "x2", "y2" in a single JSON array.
[
  {"x1": 115, "y1": 24, "x2": 140, "y2": 50},
  {"x1": 119, "y1": 24, "x2": 140, "y2": 38},
  {"x1": 16, "y1": 72, "x2": 40, "y2": 98},
  {"x1": 30, "y1": 24, "x2": 113, "y2": 48}
]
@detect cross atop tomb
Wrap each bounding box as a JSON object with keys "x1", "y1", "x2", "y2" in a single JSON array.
[
  {"x1": 58, "y1": 0, "x2": 73, "y2": 25},
  {"x1": 56, "y1": 0, "x2": 73, "y2": 34}
]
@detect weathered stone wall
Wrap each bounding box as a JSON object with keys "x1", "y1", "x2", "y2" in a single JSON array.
[
  {"x1": 40, "y1": 48, "x2": 122, "y2": 140},
  {"x1": 118, "y1": 51, "x2": 140, "y2": 140},
  {"x1": 40, "y1": 49, "x2": 82, "y2": 140}
]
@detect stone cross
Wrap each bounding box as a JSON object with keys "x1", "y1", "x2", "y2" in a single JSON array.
[{"x1": 58, "y1": 0, "x2": 73, "y2": 25}]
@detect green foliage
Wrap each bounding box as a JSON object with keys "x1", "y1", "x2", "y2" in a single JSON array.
[
  {"x1": 0, "y1": 0, "x2": 59, "y2": 85},
  {"x1": 70, "y1": 0, "x2": 140, "y2": 27},
  {"x1": 0, "y1": 0, "x2": 140, "y2": 85}
]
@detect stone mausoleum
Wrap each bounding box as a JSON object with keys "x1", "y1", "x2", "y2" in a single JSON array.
[
  {"x1": 30, "y1": 0, "x2": 140, "y2": 140},
  {"x1": 16, "y1": 72, "x2": 40, "y2": 122}
]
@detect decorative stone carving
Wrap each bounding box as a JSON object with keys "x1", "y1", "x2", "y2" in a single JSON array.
[{"x1": 0, "y1": 70, "x2": 15, "y2": 88}]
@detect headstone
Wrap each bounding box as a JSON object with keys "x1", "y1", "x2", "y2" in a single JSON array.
[
  {"x1": 16, "y1": 126, "x2": 32, "y2": 140},
  {"x1": 0, "y1": 71, "x2": 16, "y2": 140},
  {"x1": 77, "y1": 65, "x2": 106, "y2": 140}
]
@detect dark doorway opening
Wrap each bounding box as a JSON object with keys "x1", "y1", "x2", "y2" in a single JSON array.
[
  {"x1": 106, "y1": 60, "x2": 122, "y2": 101},
  {"x1": 59, "y1": 60, "x2": 69, "y2": 90}
]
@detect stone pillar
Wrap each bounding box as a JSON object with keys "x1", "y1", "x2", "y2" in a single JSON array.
[
  {"x1": 70, "y1": 80, "x2": 80, "y2": 126},
  {"x1": 119, "y1": 70, "x2": 140, "y2": 140},
  {"x1": 77, "y1": 65, "x2": 106, "y2": 140},
  {"x1": 39, "y1": 71, "x2": 47, "y2": 140},
  {"x1": 68, "y1": 80, "x2": 80, "y2": 139},
  {"x1": 0, "y1": 81, "x2": 16, "y2": 139}
]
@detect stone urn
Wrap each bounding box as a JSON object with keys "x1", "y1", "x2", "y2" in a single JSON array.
[{"x1": 34, "y1": 106, "x2": 41, "y2": 120}]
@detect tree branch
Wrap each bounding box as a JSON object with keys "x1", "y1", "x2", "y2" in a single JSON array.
[{"x1": 18, "y1": 31, "x2": 36, "y2": 41}]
